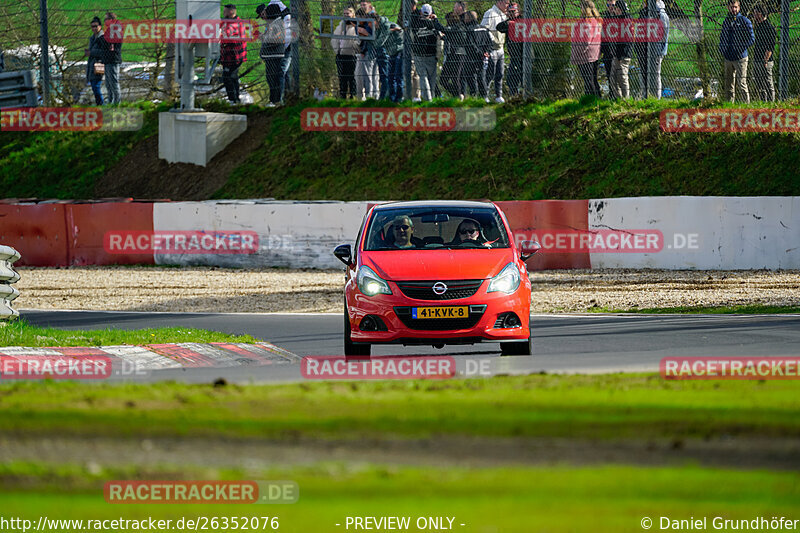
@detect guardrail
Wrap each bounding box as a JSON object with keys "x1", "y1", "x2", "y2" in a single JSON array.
[{"x1": 0, "y1": 245, "x2": 21, "y2": 320}]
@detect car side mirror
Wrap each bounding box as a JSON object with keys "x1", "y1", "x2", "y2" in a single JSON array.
[
  {"x1": 334, "y1": 244, "x2": 354, "y2": 266},
  {"x1": 520, "y1": 240, "x2": 541, "y2": 261}
]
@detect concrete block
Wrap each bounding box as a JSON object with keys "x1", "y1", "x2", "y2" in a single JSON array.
[{"x1": 158, "y1": 112, "x2": 247, "y2": 167}]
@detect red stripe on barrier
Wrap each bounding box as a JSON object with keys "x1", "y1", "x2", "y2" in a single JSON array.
[
  {"x1": 66, "y1": 203, "x2": 155, "y2": 265},
  {"x1": 496, "y1": 200, "x2": 591, "y2": 270},
  {"x1": 0, "y1": 204, "x2": 69, "y2": 266}
]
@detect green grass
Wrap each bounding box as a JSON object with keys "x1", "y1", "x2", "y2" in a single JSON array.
[
  {"x1": 4, "y1": 98, "x2": 800, "y2": 201},
  {"x1": 0, "y1": 101, "x2": 166, "y2": 199},
  {"x1": 2, "y1": 462, "x2": 799, "y2": 532},
  {"x1": 588, "y1": 304, "x2": 800, "y2": 314},
  {"x1": 1, "y1": 375, "x2": 798, "y2": 441},
  {"x1": 0, "y1": 319, "x2": 260, "y2": 347}
]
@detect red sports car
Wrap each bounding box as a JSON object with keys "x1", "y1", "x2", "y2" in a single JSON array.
[{"x1": 334, "y1": 201, "x2": 539, "y2": 356}]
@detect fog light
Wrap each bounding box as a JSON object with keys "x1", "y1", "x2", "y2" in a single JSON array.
[{"x1": 359, "y1": 315, "x2": 387, "y2": 332}]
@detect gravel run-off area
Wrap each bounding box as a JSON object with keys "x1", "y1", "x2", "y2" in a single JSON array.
[{"x1": 14, "y1": 267, "x2": 800, "y2": 314}]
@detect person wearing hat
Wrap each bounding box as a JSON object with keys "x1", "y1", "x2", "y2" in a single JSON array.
[
  {"x1": 410, "y1": 3, "x2": 445, "y2": 101},
  {"x1": 256, "y1": 1, "x2": 293, "y2": 105}
]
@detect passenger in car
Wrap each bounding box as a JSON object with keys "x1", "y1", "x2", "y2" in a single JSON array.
[{"x1": 450, "y1": 218, "x2": 486, "y2": 244}]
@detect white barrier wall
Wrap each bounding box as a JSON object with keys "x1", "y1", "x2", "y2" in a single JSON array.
[
  {"x1": 588, "y1": 197, "x2": 800, "y2": 269},
  {"x1": 153, "y1": 201, "x2": 371, "y2": 269}
]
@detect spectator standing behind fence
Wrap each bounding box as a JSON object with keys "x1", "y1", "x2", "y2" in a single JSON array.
[
  {"x1": 85, "y1": 16, "x2": 105, "y2": 105},
  {"x1": 220, "y1": 4, "x2": 247, "y2": 104},
  {"x1": 440, "y1": 11, "x2": 466, "y2": 97},
  {"x1": 571, "y1": 0, "x2": 602, "y2": 97},
  {"x1": 411, "y1": 4, "x2": 445, "y2": 101},
  {"x1": 608, "y1": 0, "x2": 632, "y2": 99},
  {"x1": 257, "y1": 2, "x2": 290, "y2": 106},
  {"x1": 634, "y1": 0, "x2": 668, "y2": 98},
  {"x1": 481, "y1": 0, "x2": 508, "y2": 103},
  {"x1": 750, "y1": 4, "x2": 775, "y2": 101},
  {"x1": 600, "y1": 2, "x2": 614, "y2": 97},
  {"x1": 385, "y1": 19, "x2": 405, "y2": 102},
  {"x1": 332, "y1": 7, "x2": 360, "y2": 99},
  {"x1": 102, "y1": 12, "x2": 122, "y2": 105},
  {"x1": 495, "y1": 3, "x2": 522, "y2": 98},
  {"x1": 720, "y1": 0, "x2": 754, "y2": 102},
  {"x1": 360, "y1": 1, "x2": 391, "y2": 100},
  {"x1": 353, "y1": 8, "x2": 369, "y2": 99},
  {"x1": 0, "y1": 47, "x2": 4, "y2": 73},
  {"x1": 463, "y1": 10, "x2": 492, "y2": 99},
  {"x1": 356, "y1": 11, "x2": 378, "y2": 98}
]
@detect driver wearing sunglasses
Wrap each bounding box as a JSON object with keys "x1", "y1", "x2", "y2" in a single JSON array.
[{"x1": 391, "y1": 216, "x2": 416, "y2": 248}]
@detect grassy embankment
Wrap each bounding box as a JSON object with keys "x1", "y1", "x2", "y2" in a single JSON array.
[{"x1": 3, "y1": 98, "x2": 800, "y2": 200}]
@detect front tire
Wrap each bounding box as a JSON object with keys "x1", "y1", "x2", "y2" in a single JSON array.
[
  {"x1": 344, "y1": 303, "x2": 371, "y2": 356},
  {"x1": 500, "y1": 337, "x2": 531, "y2": 356}
]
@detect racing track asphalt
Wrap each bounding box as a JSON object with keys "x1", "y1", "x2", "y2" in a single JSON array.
[{"x1": 17, "y1": 310, "x2": 800, "y2": 383}]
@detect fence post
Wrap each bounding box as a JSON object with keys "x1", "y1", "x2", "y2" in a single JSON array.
[
  {"x1": 522, "y1": 0, "x2": 532, "y2": 97},
  {"x1": 291, "y1": 0, "x2": 301, "y2": 98},
  {"x1": 778, "y1": 0, "x2": 789, "y2": 100},
  {"x1": 403, "y1": 0, "x2": 412, "y2": 101},
  {"x1": 39, "y1": 0, "x2": 49, "y2": 105}
]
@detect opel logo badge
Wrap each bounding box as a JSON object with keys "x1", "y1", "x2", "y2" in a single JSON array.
[{"x1": 432, "y1": 282, "x2": 448, "y2": 295}]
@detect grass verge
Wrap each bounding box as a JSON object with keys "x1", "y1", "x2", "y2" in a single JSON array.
[
  {"x1": 587, "y1": 304, "x2": 800, "y2": 314},
  {"x1": 0, "y1": 319, "x2": 260, "y2": 347},
  {"x1": 1, "y1": 375, "x2": 798, "y2": 441},
  {"x1": 2, "y1": 462, "x2": 799, "y2": 532}
]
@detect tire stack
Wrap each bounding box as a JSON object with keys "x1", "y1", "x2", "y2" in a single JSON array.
[{"x1": 0, "y1": 245, "x2": 20, "y2": 320}]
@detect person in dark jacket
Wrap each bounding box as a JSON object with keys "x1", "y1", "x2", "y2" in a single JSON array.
[
  {"x1": 411, "y1": 3, "x2": 446, "y2": 100},
  {"x1": 439, "y1": 11, "x2": 467, "y2": 97},
  {"x1": 0, "y1": 47, "x2": 4, "y2": 73},
  {"x1": 85, "y1": 16, "x2": 106, "y2": 105},
  {"x1": 719, "y1": 0, "x2": 754, "y2": 102},
  {"x1": 221, "y1": 4, "x2": 248, "y2": 103},
  {"x1": 608, "y1": 0, "x2": 632, "y2": 99},
  {"x1": 495, "y1": 3, "x2": 522, "y2": 98},
  {"x1": 257, "y1": 2, "x2": 290, "y2": 105},
  {"x1": 750, "y1": 4, "x2": 775, "y2": 101},
  {"x1": 462, "y1": 10, "x2": 492, "y2": 99},
  {"x1": 102, "y1": 12, "x2": 122, "y2": 105}
]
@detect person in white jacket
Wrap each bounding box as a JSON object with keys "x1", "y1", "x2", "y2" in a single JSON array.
[
  {"x1": 331, "y1": 7, "x2": 361, "y2": 98},
  {"x1": 481, "y1": 0, "x2": 508, "y2": 103}
]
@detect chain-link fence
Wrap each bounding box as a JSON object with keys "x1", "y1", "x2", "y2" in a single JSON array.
[{"x1": 1, "y1": 0, "x2": 798, "y2": 104}]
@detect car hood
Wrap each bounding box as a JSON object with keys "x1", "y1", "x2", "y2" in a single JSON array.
[{"x1": 363, "y1": 249, "x2": 515, "y2": 281}]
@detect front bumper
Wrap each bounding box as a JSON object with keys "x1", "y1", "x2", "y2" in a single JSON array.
[{"x1": 348, "y1": 283, "x2": 530, "y2": 344}]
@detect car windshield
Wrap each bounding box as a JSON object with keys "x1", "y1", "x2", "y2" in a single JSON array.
[{"x1": 364, "y1": 206, "x2": 510, "y2": 251}]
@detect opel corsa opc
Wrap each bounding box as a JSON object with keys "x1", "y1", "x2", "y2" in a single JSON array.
[{"x1": 333, "y1": 201, "x2": 539, "y2": 356}]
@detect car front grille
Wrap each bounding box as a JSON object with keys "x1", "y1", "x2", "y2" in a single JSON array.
[
  {"x1": 395, "y1": 280, "x2": 483, "y2": 300},
  {"x1": 394, "y1": 305, "x2": 486, "y2": 331}
]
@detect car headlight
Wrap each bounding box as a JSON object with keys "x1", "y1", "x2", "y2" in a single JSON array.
[
  {"x1": 357, "y1": 266, "x2": 392, "y2": 296},
  {"x1": 487, "y1": 262, "x2": 521, "y2": 294}
]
